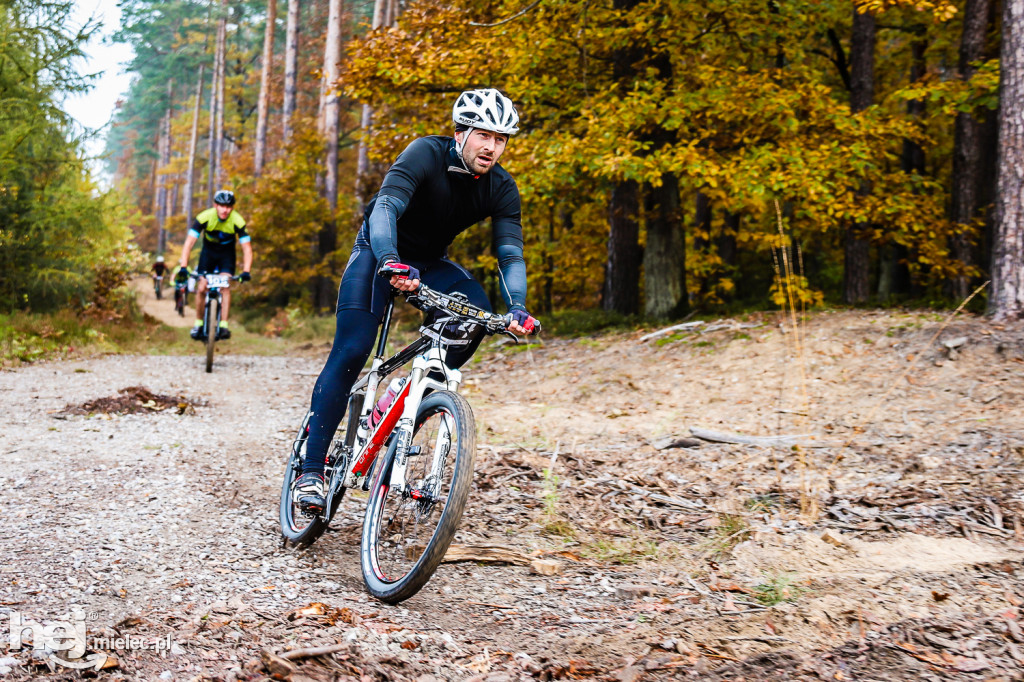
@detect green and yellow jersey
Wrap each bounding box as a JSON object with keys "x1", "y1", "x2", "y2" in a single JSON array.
[{"x1": 189, "y1": 207, "x2": 251, "y2": 251}]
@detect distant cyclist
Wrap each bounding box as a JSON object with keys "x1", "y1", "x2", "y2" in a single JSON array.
[
  {"x1": 151, "y1": 255, "x2": 168, "y2": 280},
  {"x1": 292, "y1": 88, "x2": 538, "y2": 512},
  {"x1": 176, "y1": 190, "x2": 253, "y2": 340}
]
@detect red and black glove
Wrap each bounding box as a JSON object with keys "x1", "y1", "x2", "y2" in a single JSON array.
[
  {"x1": 377, "y1": 261, "x2": 420, "y2": 282},
  {"x1": 509, "y1": 308, "x2": 538, "y2": 334}
]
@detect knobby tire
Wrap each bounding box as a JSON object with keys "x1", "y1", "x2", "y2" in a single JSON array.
[
  {"x1": 360, "y1": 390, "x2": 476, "y2": 604},
  {"x1": 279, "y1": 416, "x2": 330, "y2": 546},
  {"x1": 279, "y1": 399, "x2": 358, "y2": 548},
  {"x1": 205, "y1": 298, "x2": 218, "y2": 373}
]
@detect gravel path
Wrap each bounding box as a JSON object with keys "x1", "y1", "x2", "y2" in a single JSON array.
[
  {"x1": 2, "y1": 311, "x2": 1023, "y2": 681},
  {"x1": 0, "y1": 355, "x2": 341, "y2": 678}
]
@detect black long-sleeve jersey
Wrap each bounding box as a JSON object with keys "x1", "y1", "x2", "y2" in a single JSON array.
[{"x1": 364, "y1": 136, "x2": 528, "y2": 311}]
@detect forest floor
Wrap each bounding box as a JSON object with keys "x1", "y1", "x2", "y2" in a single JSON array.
[{"x1": 1, "y1": 300, "x2": 1023, "y2": 681}]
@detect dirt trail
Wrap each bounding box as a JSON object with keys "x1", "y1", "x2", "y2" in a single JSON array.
[
  {"x1": 1, "y1": 310, "x2": 1023, "y2": 681},
  {"x1": 134, "y1": 275, "x2": 191, "y2": 328}
]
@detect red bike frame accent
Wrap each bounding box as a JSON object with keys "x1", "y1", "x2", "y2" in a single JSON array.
[{"x1": 350, "y1": 379, "x2": 412, "y2": 477}]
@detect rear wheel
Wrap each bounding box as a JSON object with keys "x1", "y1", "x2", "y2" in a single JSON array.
[
  {"x1": 204, "y1": 298, "x2": 218, "y2": 373},
  {"x1": 360, "y1": 390, "x2": 476, "y2": 604},
  {"x1": 279, "y1": 414, "x2": 330, "y2": 547}
]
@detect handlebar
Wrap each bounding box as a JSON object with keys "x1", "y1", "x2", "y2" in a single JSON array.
[
  {"x1": 182, "y1": 271, "x2": 243, "y2": 283},
  {"x1": 403, "y1": 282, "x2": 541, "y2": 338}
]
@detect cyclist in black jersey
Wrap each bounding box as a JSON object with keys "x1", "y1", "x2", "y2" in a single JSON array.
[
  {"x1": 176, "y1": 190, "x2": 253, "y2": 340},
  {"x1": 293, "y1": 88, "x2": 539, "y2": 512}
]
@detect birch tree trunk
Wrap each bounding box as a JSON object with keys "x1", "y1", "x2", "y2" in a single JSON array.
[
  {"x1": 843, "y1": 7, "x2": 875, "y2": 304},
  {"x1": 951, "y1": 0, "x2": 994, "y2": 299},
  {"x1": 184, "y1": 64, "x2": 205, "y2": 224},
  {"x1": 282, "y1": 0, "x2": 300, "y2": 143},
  {"x1": 254, "y1": 0, "x2": 277, "y2": 176},
  {"x1": 989, "y1": 0, "x2": 1024, "y2": 320}
]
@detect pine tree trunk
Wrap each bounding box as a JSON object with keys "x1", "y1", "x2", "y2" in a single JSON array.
[
  {"x1": 213, "y1": 7, "x2": 227, "y2": 188},
  {"x1": 951, "y1": 0, "x2": 994, "y2": 299},
  {"x1": 602, "y1": 0, "x2": 642, "y2": 316},
  {"x1": 881, "y1": 30, "x2": 925, "y2": 301},
  {"x1": 844, "y1": 7, "x2": 875, "y2": 304},
  {"x1": 314, "y1": 0, "x2": 343, "y2": 311},
  {"x1": 282, "y1": 0, "x2": 300, "y2": 143},
  {"x1": 643, "y1": 173, "x2": 685, "y2": 317},
  {"x1": 184, "y1": 64, "x2": 204, "y2": 224},
  {"x1": 254, "y1": 0, "x2": 277, "y2": 176},
  {"x1": 207, "y1": 3, "x2": 227, "y2": 200},
  {"x1": 156, "y1": 80, "x2": 174, "y2": 255},
  {"x1": 355, "y1": 0, "x2": 388, "y2": 209},
  {"x1": 603, "y1": 180, "x2": 641, "y2": 314},
  {"x1": 718, "y1": 212, "x2": 739, "y2": 302},
  {"x1": 989, "y1": 0, "x2": 1024, "y2": 320}
]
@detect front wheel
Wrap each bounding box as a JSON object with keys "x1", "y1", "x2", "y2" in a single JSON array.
[
  {"x1": 204, "y1": 298, "x2": 218, "y2": 373},
  {"x1": 360, "y1": 390, "x2": 476, "y2": 604},
  {"x1": 174, "y1": 289, "x2": 185, "y2": 316},
  {"x1": 154, "y1": 279, "x2": 162, "y2": 300}
]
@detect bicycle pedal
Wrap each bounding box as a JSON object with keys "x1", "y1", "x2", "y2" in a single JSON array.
[{"x1": 299, "y1": 502, "x2": 323, "y2": 517}]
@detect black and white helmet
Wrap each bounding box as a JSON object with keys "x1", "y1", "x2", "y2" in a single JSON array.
[
  {"x1": 452, "y1": 89, "x2": 520, "y2": 136},
  {"x1": 213, "y1": 189, "x2": 236, "y2": 206}
]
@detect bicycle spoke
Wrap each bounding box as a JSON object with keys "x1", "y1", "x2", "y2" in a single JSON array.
[{"x1": 367, "y1": 405, "x2": 460, "y2": 583}]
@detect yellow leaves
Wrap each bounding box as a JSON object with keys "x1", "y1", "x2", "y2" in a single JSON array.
[{"x1": 854, "y1": 0, "x2": 957, "y2": 22}]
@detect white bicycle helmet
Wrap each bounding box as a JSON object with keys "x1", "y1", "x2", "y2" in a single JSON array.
[{"x1": 452, "y1": 89, "x2": 520, "y2": 136}]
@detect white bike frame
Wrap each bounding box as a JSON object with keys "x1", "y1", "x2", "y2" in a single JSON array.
[{"x1": 313, "y1": 287, "x2": 480, "y2": 518}]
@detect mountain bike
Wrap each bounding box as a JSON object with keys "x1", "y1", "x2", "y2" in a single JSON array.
[
  {"x1": 174, "y1": 281, "x2": 188, "y2": 317},
  {"x1": 153, "y1": 274, "x2": 164, "y2": 300},
  {"x1": 189, "y1": 271, "x2": 240, "y2": 373},
  {"x1": 279, "y1": 268, "x2": 540, "y2": 604}
]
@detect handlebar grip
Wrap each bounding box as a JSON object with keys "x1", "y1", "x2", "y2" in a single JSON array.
[
  {"x1": 501, "y1": 313, "x2": 541, "y2": 335},
  {"x1": 378, "y1": 262, "x2": 413, "y2": 279}
]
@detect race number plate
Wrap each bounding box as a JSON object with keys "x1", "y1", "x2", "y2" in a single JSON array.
[{"x1": 206, "y1": 274, "x2": 230, "y2": 288}]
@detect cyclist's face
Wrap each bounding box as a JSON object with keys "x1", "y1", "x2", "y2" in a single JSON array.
[
  {"x1": 457, "y1": 129, "x2": 508, "y2": 175},
  {"x1": 214, "y1": 203, "x2": 232, "y2": 220}
]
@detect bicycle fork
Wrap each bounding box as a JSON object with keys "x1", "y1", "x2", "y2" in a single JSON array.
[{"x1": 387, "y1": 349, "x2": 462, "y2": 498}]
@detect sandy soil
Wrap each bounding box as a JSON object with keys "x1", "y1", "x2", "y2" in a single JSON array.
[
  {"x1": 1, "y1": 307, "x2": 1023, "y2": 681},
  {"x1": 136, "y1": 276, "x2": 192, "y2": 328}
]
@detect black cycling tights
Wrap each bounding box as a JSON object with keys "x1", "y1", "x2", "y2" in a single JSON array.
[{"x1": 302, "y1": 242, "x2": 490, "y2": 476}]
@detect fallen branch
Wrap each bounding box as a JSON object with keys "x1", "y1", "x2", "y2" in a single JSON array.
[
  {"x1": 639, "y1": 321, "x2": 704, "y2": 342},
  {"x1": 403, "y1": 544, "x2": 531, "y2": 565},
  {"x1": 279, "y1": 642, "x2": 349, "y2": 661},
  {"x1": 690, "y1": 427, "x2": 837, "y2": 448}
]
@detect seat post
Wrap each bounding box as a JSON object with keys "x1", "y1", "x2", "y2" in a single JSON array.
[{"x1": 373, "y1": 291, "x2": 398, "y2": 360}]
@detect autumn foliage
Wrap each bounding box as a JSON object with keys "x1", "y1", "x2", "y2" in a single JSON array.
[{"x1": 107, "y1": 0, "x2": 1003, "y2": 317}]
